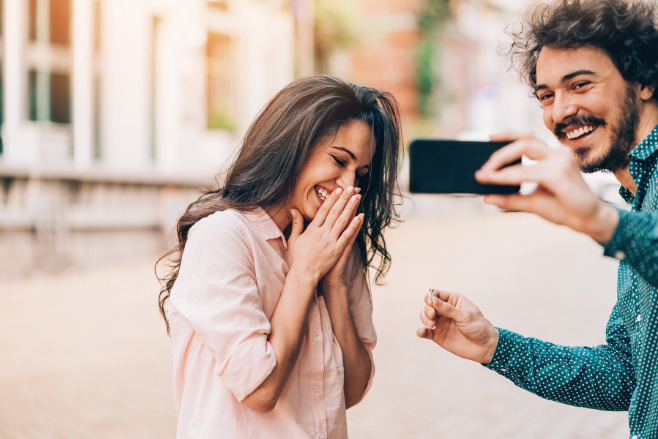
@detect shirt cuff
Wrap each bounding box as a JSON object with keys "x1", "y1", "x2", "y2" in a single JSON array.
[
  {"x1": 602, "y1": 208, "x2": 630, "y2": 261},
  {"x1": 482, "y1": 328, "x2": 518, "y2": 374}
]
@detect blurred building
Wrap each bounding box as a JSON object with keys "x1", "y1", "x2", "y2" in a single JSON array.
[
  {"x1": 0, "y1": 0, "x2": 300, "y2": 277},
  {"x1": 324, "y1": 0, "x2": 422, "y2": 135},
  {"x1": 321, "y1": 0, "x2": 543, "y2": 140},
  {"x1": 436, "y1": 0, "x2": 545, "y2": 139}
]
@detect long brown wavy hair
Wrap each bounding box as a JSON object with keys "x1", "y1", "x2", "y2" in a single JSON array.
[{"x1": 156, "y1": 75, "x2": 402, "y2": 333}]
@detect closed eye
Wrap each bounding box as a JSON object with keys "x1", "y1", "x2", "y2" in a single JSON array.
[{"x1": 332, "y1": 156, "x2": 346, "y2": 167}]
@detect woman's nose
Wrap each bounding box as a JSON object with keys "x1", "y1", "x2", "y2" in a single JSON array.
[{"x1": 336, "y1": 172, "x2": 356, "y2": 190}]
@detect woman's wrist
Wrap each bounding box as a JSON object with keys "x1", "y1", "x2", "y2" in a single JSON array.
[{"x1": 287, "y1": 266, "x2": 321, "y2": 292}]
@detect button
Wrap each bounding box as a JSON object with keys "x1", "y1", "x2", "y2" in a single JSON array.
[
  {"x1": 636, "y1": 314, "x2": 643, "y2": 323},
  {"x1": 615, "y1": 250, "x2": 626, "y2": 260},
  {"x1": 500, "y1": 368, "x2": 507, "y2": 372},
  {"x1": 314, "y1": 335, "x2": 321, "y2": 342},
  {"x1": 314, "y1": 386, "x2": 320, "y2": 392}
]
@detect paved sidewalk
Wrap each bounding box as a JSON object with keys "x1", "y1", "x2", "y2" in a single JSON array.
[{"x1": 0, "y1": 201, "x2": 628, "y2": 438}]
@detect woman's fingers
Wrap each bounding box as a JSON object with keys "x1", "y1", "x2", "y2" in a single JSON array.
[
  {"x1": 335, "y1": 213, "x2": 363, "y2": 250},
  {"x1": 311, "y1": 187, "x2": 343, "y2": 227},
  {"x1": 330, "y1": 193, "x2": 361, "y2": 238},
  {"x1": 289, "y1": 209, "x2": 304, "y2": 243},
  {"x1": 323, "y1": 186, "x2": 357, "y2": 230}
]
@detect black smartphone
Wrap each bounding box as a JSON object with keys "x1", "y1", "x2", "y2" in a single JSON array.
[{"x1": 408, "y1": 138, "x2": 520, "y2": 195}]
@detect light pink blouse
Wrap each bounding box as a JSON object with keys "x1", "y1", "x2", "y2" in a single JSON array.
[{"x1": 168, "y1": 208, "x2": 376, "y2": 439}]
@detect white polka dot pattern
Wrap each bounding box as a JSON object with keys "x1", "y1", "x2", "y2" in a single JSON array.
[{"x1": 484, "y1": 124, "x2": 658, "y2": 439}]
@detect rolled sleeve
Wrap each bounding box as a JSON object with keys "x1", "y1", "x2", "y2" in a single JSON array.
[{"x1": 171, "y1": 212, "x2": 277, "y2": 401}]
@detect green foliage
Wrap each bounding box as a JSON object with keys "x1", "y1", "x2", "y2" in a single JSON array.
[
  {"x1": 313, "y1": 0, "x2": 359, "y2": 73},
  {"x1": 208, "y1": 108, "x2": 236, "y2": 131},
  {"x1": 416, "y1": 0, "x2": 452, "y2": 119}
]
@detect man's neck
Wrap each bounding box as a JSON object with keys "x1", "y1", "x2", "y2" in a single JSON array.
[{"x1": 614, "y1": 99, "x2": 658, "y2": 195}]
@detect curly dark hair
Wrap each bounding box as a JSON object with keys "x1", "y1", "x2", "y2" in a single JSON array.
[
  {"x1": 156, "y1": 75, "x2": 402, "y2": 333},
  {"x1": 506, "y1": 0, "x2": 658, "y2": 98}
]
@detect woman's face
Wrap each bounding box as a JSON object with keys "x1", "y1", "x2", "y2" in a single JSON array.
[{"x1": 270, "y1": 120, "x2": 376, "y2": 230}]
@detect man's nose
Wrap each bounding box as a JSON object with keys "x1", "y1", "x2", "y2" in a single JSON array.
[{"x1": 552, "y1": 92, "x2": 578, "y2": 124}]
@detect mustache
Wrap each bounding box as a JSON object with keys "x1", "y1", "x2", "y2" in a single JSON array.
[{"x1": 554, "y1": 115, "x2": 605, "y2": 138}]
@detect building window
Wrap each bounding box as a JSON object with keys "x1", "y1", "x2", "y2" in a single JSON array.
[
  {"x1": 29, "y1": 0, "x2": 71, "y2": 46},
  {"x1": 26, "y1": 0, "x2": 72, "y2": 125},
  {"x1": 206, "y1": 32, "x2": 235, "y2": 130},
  {"x1": 28, "y1": 70, "x2": 71, "y2": 124}
]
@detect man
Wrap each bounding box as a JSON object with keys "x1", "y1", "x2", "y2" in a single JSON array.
[{"x1": 417, "y1": 0, "x2": 658, "y2": 437}]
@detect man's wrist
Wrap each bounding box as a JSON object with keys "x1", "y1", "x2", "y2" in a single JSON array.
[
  {"x1": 481, "y1": 327, "x2": 500, "y2": 364},
  {"x1": 587, "y1": 204, "x2": 619, "y2": 244}
]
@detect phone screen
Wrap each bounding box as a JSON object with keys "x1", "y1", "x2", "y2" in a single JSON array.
[{"x1": 409, "y1": 139, "x2": 520, "y2": 195}]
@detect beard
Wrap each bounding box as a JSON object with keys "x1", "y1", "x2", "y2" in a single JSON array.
[{"x1": 554, "y1": 85, "x2": 640, "y2": 174}]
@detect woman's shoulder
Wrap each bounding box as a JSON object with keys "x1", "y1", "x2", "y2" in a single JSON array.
[{"x1": 190, "y1": 209, "x2": 251, "y2": 240}]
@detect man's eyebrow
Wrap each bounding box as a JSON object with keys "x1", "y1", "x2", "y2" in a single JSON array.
[
  {"x1": 535, "y1": 70, "x2": 596, "y2": 92},
  {"x1": 330, "y1": 146, "x2": 371, "y2": 168}
]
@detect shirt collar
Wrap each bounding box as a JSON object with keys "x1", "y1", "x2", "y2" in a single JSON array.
[
  {"x1": 243, "y1": 207, "x2": 288, "y2": 249},
  {"x1": 629, "y1": 123, "x2": 658, "y2": 161}
]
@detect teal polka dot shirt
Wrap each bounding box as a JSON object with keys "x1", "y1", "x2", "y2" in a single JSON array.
[{"x1": 484, "y1": 124, "x2": 658, "y2": 439}]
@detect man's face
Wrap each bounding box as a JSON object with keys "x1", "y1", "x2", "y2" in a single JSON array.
[{"x1": 535, "y1": 46, "x2": 640, "y2": 173}]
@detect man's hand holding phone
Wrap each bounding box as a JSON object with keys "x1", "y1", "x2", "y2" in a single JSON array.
[{"x1": 475, "y1": 133, "x2": 620, "y2": 243}]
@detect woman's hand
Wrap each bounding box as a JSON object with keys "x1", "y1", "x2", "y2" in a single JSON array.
[{"x1": 288, "y1": 186, "x2": 363, "y2": 284}]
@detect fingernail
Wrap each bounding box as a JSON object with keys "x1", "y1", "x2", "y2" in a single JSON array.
[
  {"x1": 347, "y1": 186, "x2": 354, "y2": 194},
  {"x1": 355, "y1": 187, "x2": 362, "y2": 194},
  {"x1": 335, "y1": 188, "x2": 343, "y2": 195},
  {"x1": 349, "y1": 195, "x2": 357, "y2": 204}
]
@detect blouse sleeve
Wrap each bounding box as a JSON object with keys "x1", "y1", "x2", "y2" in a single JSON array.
[
  {"x1": 345, "y1": 245, "x2": 377, "y2": 396},
  {"x1": 170, "y1": 212, "x2": 277, "y2": 401}
]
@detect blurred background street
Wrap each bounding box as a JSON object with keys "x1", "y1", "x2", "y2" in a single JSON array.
[
  {"x1": 0, "y1": 0, "x2": 632, "y2": 437},
  {"x1": 1, "y1": 198, "x2": 629, "y2": 438}
]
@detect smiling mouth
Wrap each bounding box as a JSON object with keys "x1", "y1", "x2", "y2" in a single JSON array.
[
  {"x1": 315, "y1": 186, "x2": 329, "y2": 202},
  {"x1": 565, "y1": 125, "x2": 597, "y2": 140}
]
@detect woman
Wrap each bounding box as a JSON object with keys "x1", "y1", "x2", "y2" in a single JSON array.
[{"x1": 157, "y1": 75, "x2": 401, "y2": 438}]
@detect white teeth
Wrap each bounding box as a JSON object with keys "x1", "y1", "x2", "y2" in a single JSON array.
[
  {"x1": 315, "y1": 187, "x2": 327, "y2": 201},
  {"x1": 566, "y1": 125, "x2": 595, "y2": 140}
]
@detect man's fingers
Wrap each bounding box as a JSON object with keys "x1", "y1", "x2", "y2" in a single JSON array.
[
  {"x1": 416, "y1": 326, "x2": 435, "y2": 340},
  {"x1": 489, "y1": 132, "x2": 529, "y2": 143},
  {"x1": 430, "y1": 295, "x2": 460, "y2": 320},
  {"x1": 420, "y1": 306, "x2": 436, "y2": 327},
  {"x1": 479, "y1": 138, "x2": 551, "y2": 174}
]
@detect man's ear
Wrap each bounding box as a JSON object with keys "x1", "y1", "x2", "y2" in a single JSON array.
[{"x1": 640, "y1": 84, "x2": 656, "y2": 101}]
